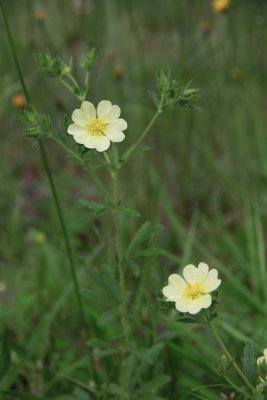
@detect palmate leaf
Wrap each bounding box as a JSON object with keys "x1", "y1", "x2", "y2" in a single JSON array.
[
  {"x1": 242, "y1": 340, "x2": 257, "y2": 386},
  {"x1": 135, "y1": 374, "x2": 171, "y2": 395},
  {"x1": 126, "y1": 222, "x2": 163, "y2": 256},
  {"x1": 131, "y1": 343, "x2": 165, "y2": 388}
]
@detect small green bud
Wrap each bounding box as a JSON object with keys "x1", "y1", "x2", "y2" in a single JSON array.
[{"x1": 79, "y1": 47, "x2": 97, "y2": 73}]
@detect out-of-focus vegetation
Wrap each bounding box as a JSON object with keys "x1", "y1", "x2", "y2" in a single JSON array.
[{"x1": 1, "y1": 0, "x2": 267, "y2": 399}]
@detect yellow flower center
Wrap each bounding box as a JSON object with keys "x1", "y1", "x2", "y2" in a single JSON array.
[
  {"x1": 89, "y1": 118, "x2": 107, "y2": 136},
  {"x1": 184, "y1": 283, "x2": 204, "y2": 300}
]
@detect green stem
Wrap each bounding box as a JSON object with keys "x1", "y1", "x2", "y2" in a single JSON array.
[
  {"x1": 122, "y1": 108, "x2": 162, "y2": 164},
  {"x1": 207, "y1": 321, "x2": 255, "y2": 394},
  {"x1": 224, "y1": 376, "x2": 255, "y2": 400},
  {"x1": 0, "y1": 0, "x2": 98, "y2": 382},
  {"x1": 51, "y1": 136, "x2": 113, "y2": 205},
  {"x1": 112, "y1": 168, "x2": 128, "y2": 400}
]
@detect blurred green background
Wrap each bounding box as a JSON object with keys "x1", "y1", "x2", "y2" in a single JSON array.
[{"x1": 1, "y1": 0, "x2": 267, "y2": 398}]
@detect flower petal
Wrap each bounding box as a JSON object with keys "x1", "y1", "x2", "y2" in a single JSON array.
[
  {"x1": 72, "y1": 109, "x2": 90, "y2": 126},
  {"x1": 67, "y1": 123, "x2": 88, "y2": 136},
  {"x1": 183, "y1": 263, "x2": 209, "y2": 284},
  {"x1": 94, "y1": 135, "x2": 110, "y2": 152},
  {"x1": 109, "y1": 118, "x2": 127, "y2": 131},
  {"x1": 203, "y1": 269, "x2": 221, "y2": 293},
  {"x1": 97, "y1": 100, "x2": 112, "y2": 118},
  {"x1": 175, "y1": 297, "x2": 189, "y2": 313},
  {"x1": 72, "y1": 131, "x2": 90, "y2": 144},
  {"x1": 105, "y1": 105, "x2": 121, "y2": 121},
  {"x1": 187, "y1": 294, "x2": 212, "y2": 315},
  {"x1": 104, "y1": 130, "x2": 125, "y2": 143},
  {"x1": 80, "y1": 101, "x2": 96, "y2": 120},
  {"x1": 162, "y1": 274, "x2": 187, "y2": 301}
]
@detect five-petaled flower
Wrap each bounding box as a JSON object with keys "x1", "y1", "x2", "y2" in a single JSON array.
[
  {"x1": 67, "y1": 100, "x2": 127, "y2": 152},
  {"x1": 162, "y1": 262, "x2": 221, "y2": 315}
]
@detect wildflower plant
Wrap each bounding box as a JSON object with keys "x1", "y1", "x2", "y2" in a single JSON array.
[
  {"x1": 14, "y1": 44, "x2": 204, "y2": 399},
  {"x1": 162, "y1": 265, "x2": 267, "y2": 400}
]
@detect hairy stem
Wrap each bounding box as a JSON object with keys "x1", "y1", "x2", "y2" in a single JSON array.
[
  {"x1": 111, "y1": 161, "x2": 128, "y2": 400},
  {"x1": 208, "y1": 321, "x2": 255, "y2": 394}
]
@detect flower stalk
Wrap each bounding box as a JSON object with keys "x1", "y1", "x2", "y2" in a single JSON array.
[{"x1": 207, "y1": 320, "x2": 256, "y2": 395}]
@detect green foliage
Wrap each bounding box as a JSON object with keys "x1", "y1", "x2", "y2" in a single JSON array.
[
  {"x1": 242, "y1": 340, "x2": 257, "y2": 386},
  {"x1": 21, "y1": 105, "x2": 52, "y2": 139},
  {"x1": 59, "y1": 388, "x2": 91, "y2": 400},
  {"x1": 35, "y1": 52, "x2": 70, "y2": 78},
  {"x1": 149, "y1": 69, "x2": 201, "y2": 111},
  {"x1": 79, "y1": 47, "x2": 97, "y2": 74},
  {"x1": 2, "y1": 1, "x2": 267, "y2": 400}
]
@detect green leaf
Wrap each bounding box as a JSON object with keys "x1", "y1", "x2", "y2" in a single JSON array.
[
  {"x1": 128, "y1": 258, "x2": 140, "y2": 278},
  {"x1": 242, "y1": 340, "x2": 257, "y2": 386},
  {"x1": 79, "y1": 199, "x2": 108, "y2": 211},
  {"x1": 136, "y1": 374, "x2": 171, "y2": 395},
  {"x1": 127, "y1": 222, "x2": 163, "y2": 256},
  {"x1": 97, "y1": 309, "x2": 119, "y2": 326},
  {"x1": 86, "y1": 338, "x2": 113, "y2": 349},
  {"x1": 116, "y1": 206, "x2": 141, "y2": 217}
]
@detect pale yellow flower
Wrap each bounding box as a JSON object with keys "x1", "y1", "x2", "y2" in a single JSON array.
[
  {"x1": 212, "y1": 0, "x2": 230, "y2": 14},
  {"x1": 257, "y1": 349, "x2": 267, "y2": 366},
  {"x1": 67, "y1": 100, "x2": 127, "y2": 152},
  {"x1": 162, "y1": 263, "x2": 221, "y2": 315}
]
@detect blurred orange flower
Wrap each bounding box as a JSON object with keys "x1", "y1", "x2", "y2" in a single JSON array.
[
  {"x1": 212, "y1": 0, "x2": 230, "y2": 14},
  {"x1": 231, "y1": 68, "x2": 243, "y2": 80},
  {"x1": 201, "y1": 20, "x2": 212, "y2": 33},
  {"x1": 34, "y1": 8, "x2": 45, "y2": 22},
  {"x1": 114, "y1": 66, "x2": 124, "y2": 79},
  {"x1": 12, "y1": 94, "x2": 27, "y2": 108}
]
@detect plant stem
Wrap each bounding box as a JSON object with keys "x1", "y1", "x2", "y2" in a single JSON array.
[
  {"x1": 51, "y1": 136, "x2": 113, "y2": 204},
  {"x1": 112, "y1": 167, "x2": 128, "y2": 400},
  {"x1": 224, "y1": 376, "x2": 255, "y2": 400},
  {"x1": 0, "y1": 0, "x2": 96, "y2": 376},
  {"x1": 121, "y1": 108, "x2": 162, "y2": 164},
  {"x1": 207, "y1": 321, "x2": 256, "y2": 394}
]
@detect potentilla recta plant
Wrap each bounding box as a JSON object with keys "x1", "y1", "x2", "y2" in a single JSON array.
[{"x1": 20, "y1": 50, "x2": 202, "y2": 399}]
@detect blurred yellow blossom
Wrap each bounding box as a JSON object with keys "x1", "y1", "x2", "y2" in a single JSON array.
[
  {"x1": 212, "y1": 0, "x2": 230, "y2": 14},
  {"x1": 67, "y1": 100, "x2": 127, "y2": 152},
  {"x1": 162, "y1": 263, "x2": 221, "y2": 315}
]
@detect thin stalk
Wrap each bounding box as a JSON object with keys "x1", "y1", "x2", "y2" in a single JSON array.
[
  {"x1": 59, "y1": 76, "x2": 82, "y2": 101},
  {"x1": 51, "y1": 136, "x2": 113, "y2": 204},
  {"x1": 0, "y1": 0, "x2": 98, "y2": 382},
  {"x1": 122, "y1": 108, "x2": 162, "y2": 164},
  {"x1": 207, "y1": 321, "x2": 256, "y2": 394},
  {"x1": 112, "y1": 166, "x2": 128, "y2": 400},
  {"x1": 224, "y1": 376, "x2": 255, "y2": 400}
]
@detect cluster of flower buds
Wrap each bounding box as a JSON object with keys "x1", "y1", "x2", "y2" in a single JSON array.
[
  {"x1": 21, "y1": 105, "x2": 52, "y2": 139},
  {"x1": 150, "y1": 69, "x2": 200, "y2": 112},
  {"x1": 35, "y1": 52, "x2": 71, "y2": 78}
]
